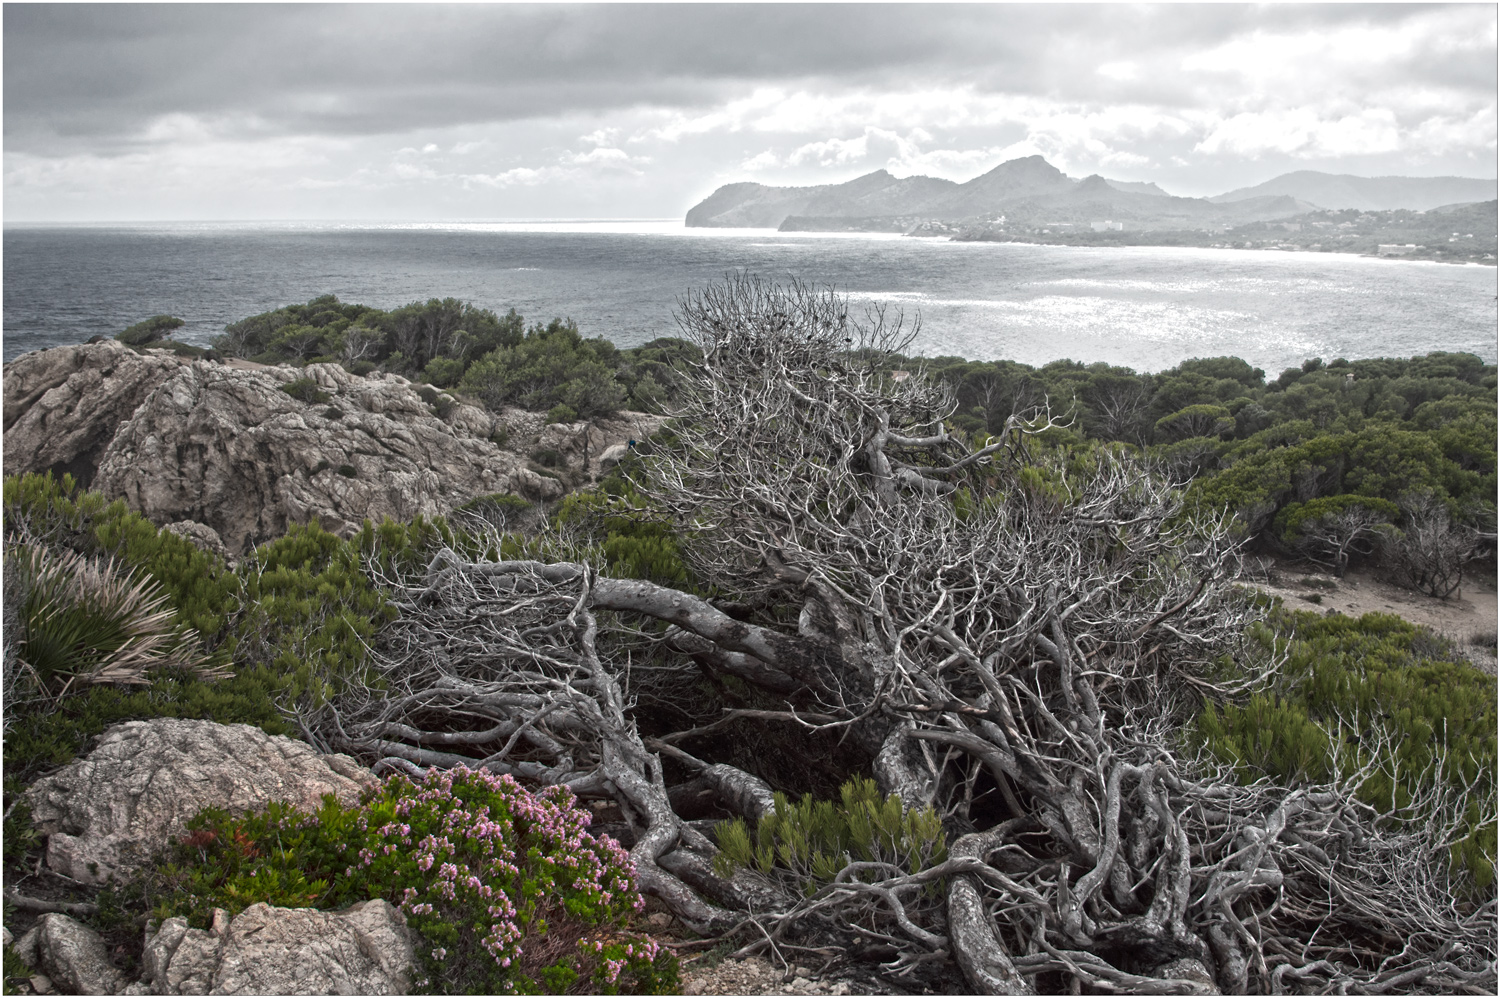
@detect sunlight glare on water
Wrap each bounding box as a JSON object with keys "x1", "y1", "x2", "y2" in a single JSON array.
[{"x1": 4, "y1": 223, "x2": 1494, "y2": 373}]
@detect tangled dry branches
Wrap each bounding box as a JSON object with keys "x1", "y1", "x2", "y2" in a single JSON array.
[{"x1": 308, "y1": 276, "x2": 1495, "y2": 994}]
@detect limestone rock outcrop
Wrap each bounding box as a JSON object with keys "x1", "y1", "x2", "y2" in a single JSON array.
[
  {"x1": 2, "y1": 339, "x2": 183, "y2": 484},
  {"x1": 88, "y1": 360, "x2": 557, "y2": 555},
  {"x1": 25, "y1": 718, "x2": 376, "y2": 885},
  {"x1": 3, "y1": 343, "x2": 663, "y2": 554},
  {"x1": 142, "y1": 901, "x2": 413, "y2": 995}
]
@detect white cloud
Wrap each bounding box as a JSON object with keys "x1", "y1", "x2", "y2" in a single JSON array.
[
  {"x1": 788, "y1": 134, "x2": 869, "y2": 167},
  {"x1": 1410, "y1": 107, "x2": 1500, "y2": 156},
  {"x1": 579, "y1": 127, "x2": 620, "y2": 146},
  {"x1": 739, "y1": 150, "x2": 782, "y2": 172},
  {"x1": 1194, "y1": 107, "x2": 1403, "y2": 159}
]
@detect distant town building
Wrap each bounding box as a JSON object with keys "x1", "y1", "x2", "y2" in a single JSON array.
[
  {"x1": 1091, "y1": 220, "x2": 1124, "y2": 232},
  {"x1": 1377, "y1": 244, "x2": 1422, "y2": 256}
]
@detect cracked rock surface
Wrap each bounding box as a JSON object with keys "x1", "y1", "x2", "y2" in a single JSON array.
[
  {"x1": 142, "y1": 900, "x2": 413, "y2": 996},
  {"x1": 4, "y1": 343, "x2": 661, "y2": 555},
  {"x1": 24, "y1": 718, "x2": 376, "y2": 885}
]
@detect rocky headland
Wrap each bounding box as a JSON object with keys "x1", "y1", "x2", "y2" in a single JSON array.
[
  {"x1": 3, "y1": 340, "x2": 661, "y2": 556},
  {"x1": 684, "y1": 155, "x2": 1498, "y2": 262}
]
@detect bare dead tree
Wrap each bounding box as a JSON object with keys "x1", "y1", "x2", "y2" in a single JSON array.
[
  {"x1": 1384, "y1": 492, "x2": 1478, "y2": 599},
  {"x1": 1289, "y1": 504, "x2": 1396, "y2": 577},
  {"x1": 308, "y1": 276, "x2": 1495, "y2": 995}
]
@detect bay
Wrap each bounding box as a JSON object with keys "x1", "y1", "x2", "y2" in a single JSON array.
[{"x1": 4, "y1": 220, "x2": 1495, "y2": 374}]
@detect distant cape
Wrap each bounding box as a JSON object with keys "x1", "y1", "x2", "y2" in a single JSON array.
[{"x1": 684, "y1": 156, "x2": 1495, "y2": 231}]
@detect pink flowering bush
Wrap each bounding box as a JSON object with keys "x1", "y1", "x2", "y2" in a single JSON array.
[{"x1": 155, "y1": 767, "x2": 679, "y2": 994}]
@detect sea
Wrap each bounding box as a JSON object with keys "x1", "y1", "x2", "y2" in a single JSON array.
[{"x1": 4, "y1": 220, "x2": 1496, "y2": 375}]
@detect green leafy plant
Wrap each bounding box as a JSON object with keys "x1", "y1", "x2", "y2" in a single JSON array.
[
  {"x1": 3, "y1": 942, "x2": 36, "y2": 996},
  {"x1": 713, "y1": 776, "x2": 947, "y2": 893},
  {"x1": 8, "y1": 544, "x2": 217, "y2": 695},
  {"x1": 554, "y1": 488, "x2": 692, "y2": 589},
  {"x1": 460, "y1": 318, "x2": 626, "y2": 420},
  {"x1": 1, "y1": 475, "x2": 402, "y2": 787},
  {"x1": 150, "y1": 767, "x2": 677, "y2": 994},
  {"x1": 1198, "y1": 611, "x2": 1497, "y2": 888},
  {"x1": 116, "y1": 315, "x2": 185, "y2": 347}
]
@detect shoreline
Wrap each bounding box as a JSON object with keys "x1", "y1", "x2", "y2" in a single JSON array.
[{"x1": 937, "y1": 232, "x2": 1498, "y2": 266}]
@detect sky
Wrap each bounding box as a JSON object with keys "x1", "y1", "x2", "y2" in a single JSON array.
[{"x1": 4, "y1": 2, "x2": 1497, "y2": 222}]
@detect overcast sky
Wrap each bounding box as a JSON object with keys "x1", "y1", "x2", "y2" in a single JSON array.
[{"x1": 4, "y1": 2, "x2": 1496, "y2": 221}]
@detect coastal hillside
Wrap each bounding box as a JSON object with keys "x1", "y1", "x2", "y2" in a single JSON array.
[
  {"x1": 4, "y1": 282, "x2": 1495, "y2": 996},
  {"x1": 685, "y1": 157, "x2": 1496, "y2": 259}
]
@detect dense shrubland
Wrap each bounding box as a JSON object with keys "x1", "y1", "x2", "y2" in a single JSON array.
[
  {"x1": 6, "y1": 280, "x2": 1495, "y2": 994},
  {"x1": 129, "y1": 293, "x2": 1495, "y2": 600},
  {"x1": 195, "y1": 294, "x2": 687, "y2": 420}
]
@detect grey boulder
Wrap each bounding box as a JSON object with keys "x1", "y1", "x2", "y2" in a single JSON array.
[
  {"x1": 25, "y1": 718, "x2": 376, "y2": 885},
  {"x1": 142, "y1": 901, "x2": 412, "y2": 995},
  {"x1": 30, "y1": 913, "x2": 127, "y2": 996}
]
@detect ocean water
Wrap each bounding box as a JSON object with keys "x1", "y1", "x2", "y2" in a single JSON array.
[{"x1": 4, "y1": 220, "x2": 1496, "y2": 374}]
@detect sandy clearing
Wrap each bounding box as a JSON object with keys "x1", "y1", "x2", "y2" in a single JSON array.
[{"x1": 1253, "y1": 557, "x2": 1498, "y2": 674}]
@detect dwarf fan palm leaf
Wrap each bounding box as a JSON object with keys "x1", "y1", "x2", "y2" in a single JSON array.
[{"x1": 8, "y1": 545, "x2": 220, "y2": 695}]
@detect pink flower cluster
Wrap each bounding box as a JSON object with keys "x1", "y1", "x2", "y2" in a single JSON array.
[{"x1": 357, "y1": 766, "x2": 644, "y2": 978}]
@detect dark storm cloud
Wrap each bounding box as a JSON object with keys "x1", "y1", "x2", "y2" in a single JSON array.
[{"x1": 8, "y1": 3, "x2": 1490, "y2": 153}]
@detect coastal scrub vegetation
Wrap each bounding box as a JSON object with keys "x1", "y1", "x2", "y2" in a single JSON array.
[
  {"x1": 5, "y1": 277, "x2": 1495, "y2": 994},
  {"x1": 207, "y1": 295, "x2": 676, "y2": 419},
  {"x1": 134, "y1": 767, "x2": 677, "y2": 994},
  {"x1": 199, "y1": 291, "x2": 1493, "y2": 593}
]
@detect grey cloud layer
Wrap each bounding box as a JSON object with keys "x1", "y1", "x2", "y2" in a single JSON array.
[
  {"x1": 9, "y1": 3, "x2": 1491, "y2": 152},
  {"x1": 5, "y1": 3, "x2": 1493, "y2": 221}
]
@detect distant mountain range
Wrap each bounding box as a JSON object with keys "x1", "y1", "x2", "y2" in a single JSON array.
[
  {"x1": 684, "y1": 156, "x2": 1496, "y2": 232},
  {"x1": 1210, "y1": 171, "x2": 1497, "y2": 212}
]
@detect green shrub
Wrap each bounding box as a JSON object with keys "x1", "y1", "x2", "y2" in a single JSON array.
[
  {"x1": 713, "y1": 776, "x2": 947, "y2": 893},
  {"x1": 4, "y1": 473, "x2": 241, "y2": 653},
  {"x1": 321, "y1": 407, "x2": 344, "y2": 420},
  {"x1": 459, "y1": 318, "x2": 626, "y2": 420},
  {"x1": 233, "y1": 522, "x2": 393, "y2": 711},
  {"x1": 555, "y1": 489, "x2": 692, "y2": 589},
  {"x1": 1198, "y1": 611, "x2": 1496, "y2": 888},
  {"x1": 3, "y1": 800, "x2": 39, "y2": 869},
  {"x1": 337, "y1": 465, "x2": 357, "y2": 479},
  {"x1": 4, "y1": 942, "x2": 36, "y2": 995},
  {"x1": 423, "y1": 356, "x2": 465, "y2": 389},
  {"x1": 116, "y1": 315, "x2": 185, "y2": 347},
  {"x1": 149, "y1": 767, "x2": 677, "y2": 994},
  {"x1": 280, "y1": 378, "x2": 331, "y2": 404},
  {"x1": 1, "y1": 476, "x2": 400, "y2": 788}
]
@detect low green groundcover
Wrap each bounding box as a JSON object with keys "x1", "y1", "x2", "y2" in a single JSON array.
[{"x1": 149, "y1": 766, "x2": 678, "y2": 995}]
